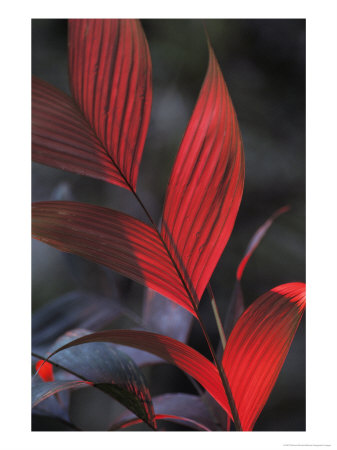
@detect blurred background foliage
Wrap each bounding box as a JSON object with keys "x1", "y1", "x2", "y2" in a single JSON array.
[{"x1": 32, "y1": 19, "x2": 305, "y2": 431}]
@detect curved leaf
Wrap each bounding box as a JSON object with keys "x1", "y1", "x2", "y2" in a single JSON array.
[
  {"x1": 32, "y1": 77, "x2": 126, "y2": 186},
  {"x1": 32, "y1": 201, "x2": 193, "y2": 314},
  {"x1": 112, "y1": 414, "x2": 211, "y2": 431},
  {"x1": 236, "y1": 206, "x2": 290, "y2": 281},
  {"x1": 35, "y1": 329, "x2": 156, "y2": 429},
  {"x1": 68, "y1": 19, "x2": 152, "y2": 190},
  {"x1": 224, "y1": 206, "x2": 290, "y2": 338},
  {"x1": 46, "y1": 329, "x2": 231, "y2": 418},
  {"x1": 32, "y1": 380, "x2": 89, "y2": 408},
  {"x1": 222, "y1": 282, "x2": 306, "y2": 431},
  {"x1": 33, "y1": 19, "x2": 152, "y2": 191},
  {"x1": 32, "y1": 290, "x2": 123, "y2": 352},
  {"x1": 111, "y1": 393, "x2": 219, "y2": 431},
  {"x1": 161, "y1": 42, "x2": 244, "y2": 305}
]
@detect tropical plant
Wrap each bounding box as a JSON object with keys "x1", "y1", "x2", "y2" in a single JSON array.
[{"x1": 32, "y1": 19, "x2": 305, "y2": 432}]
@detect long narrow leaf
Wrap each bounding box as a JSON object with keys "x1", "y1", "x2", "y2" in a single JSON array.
[
  {"x1": 33, "y1": 19, "x2": 152, "y2": 191},
  {"x1": 222, "y1": 282, "x2": 306, "y2": 431},
  {"x1": 32, "y1": 77, "x2": 126, "y2": 186},
  {"x1": 46, "y1": 329, "x2": 231, "y2": 418},
  {"x1": 35, "y1": 329, "x2": 156, "y2": 429},
  {"x1": 32, "y1": 201, "x2": 193, "y2": 313},
  {"x1": 68, "y1": 19, "x2": 152, "y2": 190},
  {"x1": 111, "y1": 393, "x2": 219, "y2": 431},
  {"x1": 161, "y1": 42, "x2": 244, "y2": 305},
  {"x1": 236, "y1": 206, "x2": 290, "y2": 281}
]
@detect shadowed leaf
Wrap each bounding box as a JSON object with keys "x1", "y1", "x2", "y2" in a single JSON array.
[
  {"x1": 32, "y1": 290, "x2": 123, "y2": 352},
  {"x1": 35, "y1": 329, "x2": 156, "y2": 429},
  {"x1": 46, "y1": 329, "x2": 231, "y2": 418},
  {"x1": 32, "y1": 201, "x2": 194, "y2": 314},
  {"x1": 111, "y1": 393, "x2": 220, "y2": 431},
  {"x1": 33, "y1": 19, "x2": 152, "y2": 191}
]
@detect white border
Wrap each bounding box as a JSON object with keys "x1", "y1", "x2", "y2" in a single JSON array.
[{"x1": 2, "y1": 0, "x2": 337, "y2": 449}]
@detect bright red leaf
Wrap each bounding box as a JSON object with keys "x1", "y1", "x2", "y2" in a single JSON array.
[
  {"x1": 161, "y1": 42, "x2": 245, "y2": 305},
  {"x1": 32, "y1": 19, "x2": 152, "y2": 191},
  {"x1": 35, "y1": 360, "x2": 54, "y2": 382},
  {"x1": 32, "y1": 201, "x2": 193, "y2": 314},
  {"x1": 222, "y1": 282, "x2": 306, "y2": 431}
]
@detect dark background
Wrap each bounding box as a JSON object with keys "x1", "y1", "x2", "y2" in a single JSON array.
[{"x1": 32, "y1": 19, "x2": 305, "y2": 431}]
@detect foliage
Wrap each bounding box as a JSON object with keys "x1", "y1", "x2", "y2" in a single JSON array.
[{"x1": 32, "y1": 19, "x2": 305, "y2": 432}]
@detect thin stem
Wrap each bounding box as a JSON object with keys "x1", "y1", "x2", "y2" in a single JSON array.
[
  {"x1": 207, "y1": 284, "x2": 227, "y2": 351},
  {"x1": 128, "y1": 186, "x2": 242, "y2": 431}
]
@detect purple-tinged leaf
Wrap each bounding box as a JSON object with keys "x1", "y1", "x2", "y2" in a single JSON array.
[
  {"x1": 32, "y1": 380, "x2": 89, "y2": 408},
  {"x1": 32, "y1": 290, "x2": 122, "y2": 352},
  {"x1": 236, "y1": 206, "x2": 290, "y2": 281},
  {"x1": 142, "y1": 288, "x2": 193, "y2": 342},
  {"x1": 46, "y1": 329, "x2": 231, "y2": 417},
  {"x1": 36, "y1": 329, "x2": 156, "y2": 429},
  {"x1": 111, "y1": 393, "x2": 220, "y2": 431}
]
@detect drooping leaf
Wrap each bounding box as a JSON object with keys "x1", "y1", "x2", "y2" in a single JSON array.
[
  {"x1": 32, "y1": 201, "x2": 193, "y2": 314},
  {"x1": 33, "y1": 19, "x2": 152, "y2": 191},
  {"x1": 222, "y1": 282, "x2": 306, "y2": 431},
  {"x1": 161, "y1": 42, "x2": 244, "y2": 305},
  {"x1": 32, "y1": 290, "x2": 123, "y2": 352},
  {"x1": 111, "y1": 393, "x2": 220, "y2": 431},
  {"x1": 46, "y1": 329, "x2": 231, "y2": 418},
  {"x1": 35, "y1": 329, "x2": 156, "y2": 429},
  {"x1": 32, "y1": 380, "x2": 90, "y2": 408}
]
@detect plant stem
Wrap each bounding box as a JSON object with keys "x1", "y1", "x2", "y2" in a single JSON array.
[
  {"x1": 68, "y1": 99, "x2": 242, "y2": 428},
  {"x1": 207, "y1": 284, "x2": 227, "y2": 351},
  {"x1": 128, "y1": 186, "x2": 242, "y2": 431}
]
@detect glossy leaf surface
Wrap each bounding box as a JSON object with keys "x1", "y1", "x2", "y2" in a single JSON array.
[
  {"x1": 33, "y1": 19, "x2": 152, "y2": 190},
  {"x1": 32, "y1": 380, "x2": 89, "y2": 408},
  {"x1": 47, "y1": 329, "x2": 231, "y2": 417},
  {"x1": 37, "y1": 329, "x2": 156, "y2": 428},
  {"x1": 162, "y1": 43, "x2": 244, "y2": 305},
  {"x1": 32, "y1": 201, "x2": 192, "y2": 313},
  {"x1": 222, "y1": 282, "x2": 306, "y2": 431}
]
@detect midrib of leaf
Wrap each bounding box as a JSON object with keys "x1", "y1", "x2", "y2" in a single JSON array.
[{"x1": 56, "y1": 30, "x2": 242, "y2": 429}]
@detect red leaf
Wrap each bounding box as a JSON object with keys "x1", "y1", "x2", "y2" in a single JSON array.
[
  {"x1": 113, "y1": 414, "x2": 212, "y2": 431},
  {"x1": 35, "y1": 360, "x2": 54, "y2": 382},
  {"x1": 32, "y1": 77, "x2": 126, "y2": 186},
  {"x1": 32, "y1": 201, "x2": 193, "y2": 314},
  {"x1": 222, "y1": 282, "x2": 306, "y2": 431},
  {"x1": 161, "y1": 42, "x2": 244, "y2": 305},
  {"x1": 68, "y1": 19, "x2": 152, "y2": 190},
  {"x1": 112, "y1": 393, "x2": 219, "y2": 431},
  {"x1": 33, "y1": 19, "x2": 152, "y2": 191},
  {"x1": 47, "y1": 329, "x2": 231, "y2": 418},
  {"x1": 236, "y1": 206, "x2": 290, "y2": 281}
]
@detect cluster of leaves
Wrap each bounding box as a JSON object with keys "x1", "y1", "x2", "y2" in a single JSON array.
[{"x1": 32, "y1": 19, "x2": 305, "y2": 431}]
